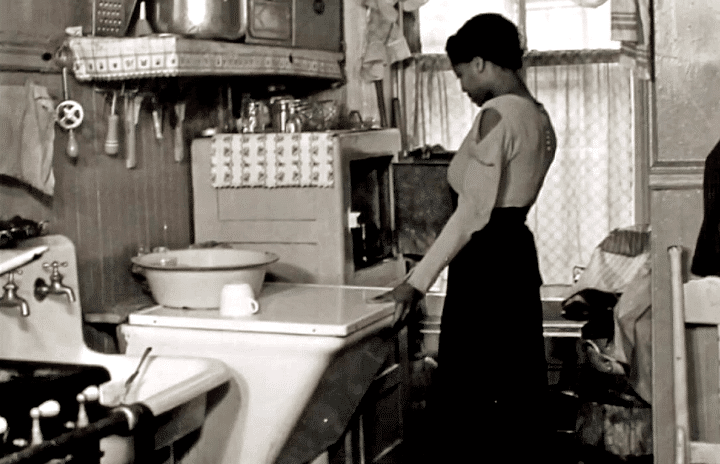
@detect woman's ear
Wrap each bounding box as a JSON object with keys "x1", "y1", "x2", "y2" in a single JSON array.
[{"x1": 472, "y1": 56, "x2": 486, "y2": 74}]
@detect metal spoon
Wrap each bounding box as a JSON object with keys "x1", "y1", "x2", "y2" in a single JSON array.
[{"x1": 122, "y1": 346, "x2": 152, "y2": 402}]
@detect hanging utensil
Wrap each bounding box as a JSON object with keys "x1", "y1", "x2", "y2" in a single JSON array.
[
  {"x1": 173, "y1": 101, "x2": 186, "y2": 162},
  {"x1": 124, "y1": 90, "x2": 142, "y2": 169},
  {"x1": 226, "y1": 84, "x2": 235, "y2": 133},
  {"x1": 391, "y1": 97, "x2": 407, "y2": 152},
  {"x1": 151, "y1": 95, "x2": 163, "y2": 140},
  {"x1": 374, "y1": 80, "x2": 388, "y2": 128},
  {"x1": 54, "y1": 46, "x2": 83, "y2": 158},
  {"x1": 104, "y1": 90, "x2": 119, "y2": 156},
  {"x1": 131, "y1": 1, "x2": 153, "y2": 37}
]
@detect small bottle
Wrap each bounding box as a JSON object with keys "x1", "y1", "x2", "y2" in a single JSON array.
[
  {"x1": 285, "y1": 104, "x2": 303, "y2": 133},
  {"x1": 244, "y1": 101, "x2": 259, "y2": 133},
  {"x1": 274, "y1": 100, "x2": 289, "y2": 132}
]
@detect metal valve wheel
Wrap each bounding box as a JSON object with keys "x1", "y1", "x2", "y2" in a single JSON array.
[{"x1": 55, "y1": 100, "x2": 84, "y2": 130}]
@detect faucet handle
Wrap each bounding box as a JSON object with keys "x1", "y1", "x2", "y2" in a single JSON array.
[
  {"x1": 42, "y1": 261, "x2": 68, "y2": 279},
  {"x1": 35, "y1": 261, "x2": 75, "y2": 303},
  {"x1": 3, "y1": 269, "x2": 22, "y2": 290}
]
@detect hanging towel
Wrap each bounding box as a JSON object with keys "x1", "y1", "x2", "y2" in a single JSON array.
[
  {"x1": 360, "y1": 0, "x2": 412, "y2": 82},
  {"x1": 0, "y1": 81, "x2": 56, "y2": 196},
  {"x1": 210, "y1": 133, "x2": 336, "y2": 188},
  {"x1": 611, "y1": 0, "x2": 651, "y2": 80}
]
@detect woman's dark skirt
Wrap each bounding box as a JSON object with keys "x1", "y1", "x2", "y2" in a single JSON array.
[{"x1": 423, "y1": 207, "x2": 550, "y2": 462}]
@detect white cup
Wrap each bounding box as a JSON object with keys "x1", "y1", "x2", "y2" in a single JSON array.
[{"x1": 220, "y1": 283, "x2": 260, "y2": 317}]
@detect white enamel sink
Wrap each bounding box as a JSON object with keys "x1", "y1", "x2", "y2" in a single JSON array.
[
  {"x1": 83, "y1": 352, "x2": 231, "y2": 464},
  {"x1": 80, "y1": 352, "x2": 231, "y2": 416}
]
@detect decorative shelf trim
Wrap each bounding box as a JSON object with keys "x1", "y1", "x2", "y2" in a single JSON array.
[{"x1": 66, "y1": 36, "x2": 344, "y2": 81}]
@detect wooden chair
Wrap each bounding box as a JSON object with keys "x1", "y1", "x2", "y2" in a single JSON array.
[{"x1": 668, "y1": 246, "x2": 720, "y2": 464}]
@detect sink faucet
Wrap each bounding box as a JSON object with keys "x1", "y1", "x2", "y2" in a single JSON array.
[
  {"x1": 0, "y1": 271, "x2": 30, "y2": 317},
  {"x1": 34, "y1": 261, "x2": 76, "y2": 303}
]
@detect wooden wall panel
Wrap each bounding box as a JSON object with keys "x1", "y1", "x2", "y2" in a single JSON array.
[
  {"x1": 0, "y1": 70, "x2": 199, "y2": 320},
  {"x1": 654, "y1": 0, "x2": 720, "y2": 166}
]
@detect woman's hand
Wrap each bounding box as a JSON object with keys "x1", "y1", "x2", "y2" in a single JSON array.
[{"x1": 371, "y1": 282, "x2": 424, "y2": 330}]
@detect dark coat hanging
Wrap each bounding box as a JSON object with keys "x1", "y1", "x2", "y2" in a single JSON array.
[{"x1": 692, "y1": 138, "x2": 720, "y2": 276}]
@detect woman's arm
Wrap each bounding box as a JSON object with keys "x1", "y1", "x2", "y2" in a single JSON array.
[
  {"x1": 374, "y1": 108, "x2": 505, "y2": 328},
  {"x1": 404, "y1": 205, "x2": 475, "y2": 292},
  {"x1": 406, "y1": 108, "x2": 505, "y2": 292}
]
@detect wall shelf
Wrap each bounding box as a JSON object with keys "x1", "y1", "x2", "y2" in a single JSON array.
[{"x1": 66, "y1": 35, "x2": 345, "y2": 82}]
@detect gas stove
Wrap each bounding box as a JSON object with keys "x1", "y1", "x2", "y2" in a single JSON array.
[{"x1": 0, "y1": 359, "x2": 112, "y2": 461}]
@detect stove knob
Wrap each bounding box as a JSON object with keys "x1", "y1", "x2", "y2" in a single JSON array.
[
  {"x1": 82, "y1": 385, "x2": 99, "y2": 402},
  {"x1": 76, "y1": 393, "x2": 89, "y2": 428},
  {"x1": 38, "y1": 400, "x2": 60, "y2": 417},
  {"x1": 12, "y1": 438, "x2": 28, "y2": 448},
  {"x1": 30, "y1": 407, "x2": 42, "y2": 446},
  {"x1": 0, "y1": 415, "x2": 7, "y2": 443}
]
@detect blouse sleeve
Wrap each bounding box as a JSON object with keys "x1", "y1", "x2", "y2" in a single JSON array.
[
  {"x1": 405, "y1": 118, "x2": 508, "y2": 293},
  {"x1": 458, "y1": 120, "x2": 507, "y2": 232}
]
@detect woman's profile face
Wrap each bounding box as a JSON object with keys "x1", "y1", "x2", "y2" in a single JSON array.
[{"x1": 453, "y1": 57, "x2": 490, "y2": 107}]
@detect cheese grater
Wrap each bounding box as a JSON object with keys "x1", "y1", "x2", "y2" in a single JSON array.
[{"x1": 93, "y1": 0, "x2": 135, "y2": 36}]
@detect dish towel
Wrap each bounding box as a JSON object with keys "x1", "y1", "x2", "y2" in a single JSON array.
[
  {"x1": 611, "y1": 0, "x2": 652, "y2": 80},
  {"x1": 0, "y1": 81, "x2": 56, "y2": 196},
  {"x1": 210, "y1": 133, "x2": 336, "y2": 188},
  {"x1": 360, "y1": 0, "x2": 412, "y2": 82}
]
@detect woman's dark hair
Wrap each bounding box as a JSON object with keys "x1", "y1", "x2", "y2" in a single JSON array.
[{"x1": 445, "y1": 13, "x2": 524, "y2": 71}]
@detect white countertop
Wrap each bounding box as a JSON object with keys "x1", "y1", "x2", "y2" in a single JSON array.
[{"x1": 127, "y1": 282, "x2": 395, "y2": 337}]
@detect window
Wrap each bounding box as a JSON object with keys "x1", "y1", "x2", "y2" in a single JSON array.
[
  {"x1": 526, "y1": 0, "x2": 617, "y2": 51},
  {"x1": 409, "y1": 0, "x2": 641, "y2": 285}
]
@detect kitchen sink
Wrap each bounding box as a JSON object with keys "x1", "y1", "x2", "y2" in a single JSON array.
[
  {"x1": 0, "y1": 235, "x2": 233, "y2": 463},
  {"x1": 88, "y1": 352, "x2": 229, "y2": 415}
]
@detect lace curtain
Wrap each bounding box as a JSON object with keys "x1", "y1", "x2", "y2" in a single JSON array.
[{"x1": 401, "y1": 50, "x2": 635, "y2": 284}]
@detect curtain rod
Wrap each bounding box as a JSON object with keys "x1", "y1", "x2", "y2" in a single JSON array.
[{"x1": 411, "y1": 49, "x2": 621, "y2": 71}]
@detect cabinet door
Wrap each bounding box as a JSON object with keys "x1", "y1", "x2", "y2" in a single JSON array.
[
  {"x1": 360, "y1": 329, "x2": 410, "y2": 463},
  {"x1": 294, "y1": 0, "x2": 342, "y2": 52}
]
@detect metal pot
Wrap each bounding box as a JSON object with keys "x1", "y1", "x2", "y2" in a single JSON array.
[
  {"x1": 147, "y1": 0, "x2": 245, "y2": 40},
  {"x1": 131, "y1": 248, "x2": 279, "y2": 308}
]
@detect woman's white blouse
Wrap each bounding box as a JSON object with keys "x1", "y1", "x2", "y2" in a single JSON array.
[{"x1": 406, "y1": 94, "x2": 556, "y2": 293}]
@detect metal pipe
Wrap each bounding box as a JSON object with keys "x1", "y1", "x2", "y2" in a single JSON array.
[
  {"x1": 0, "y1": 403, "x2": 150, "y2": 464},
  {"x1": 668, "y1": 245, "x2": 690, "y2": 464}
]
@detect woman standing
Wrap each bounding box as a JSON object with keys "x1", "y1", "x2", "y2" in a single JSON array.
[{"x1": 376, "y1": 13, "x2": 557, "y2": 461}]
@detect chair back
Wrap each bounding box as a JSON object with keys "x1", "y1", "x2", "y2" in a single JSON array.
[{"x1": 669, "y1": 246, "x2": 720, "y2": 464}]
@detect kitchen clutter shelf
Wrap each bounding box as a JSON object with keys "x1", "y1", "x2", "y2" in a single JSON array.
[{"x1": 65, "y1": 35, "x2": 345, "y2": 82}]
